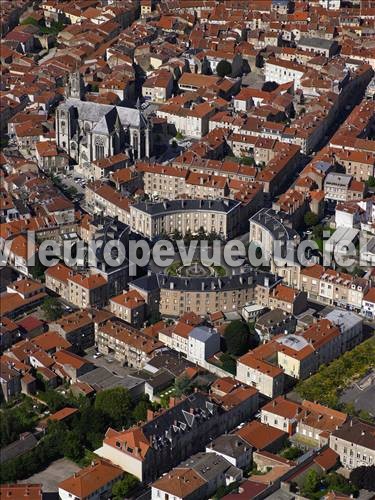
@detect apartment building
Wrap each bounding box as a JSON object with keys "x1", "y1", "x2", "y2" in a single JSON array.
[
  {"x1": 236, "y1": 351, "x2": 284, "y2": 399},
  {"x1": 324, "y1": 173, "x2": 366, "y2": 202},
  {"x1": 50, "y1": 310, "x2": 95, "y2": 351},
  {"x1": 159, "y1": 273, "x2": 255, "y2": 318},
  {"x1": 96, "y1": 320, "x2": 163, "y2": 368},
  {"x1": 68, "y1": 273, "x2": 108, "y2": 309},
  {"x1": 95, "y1": 389, "x2": 259, "y2": 482},
  {"x1": 264, "y1": 58, "x2": 305, "y2": 89},
  {"x1": 250, "y1": 207, "x2": 300, "y2": 258},
  {"x1": 85, "y1": 181, "x2": 130, "y2": 224},
  {"x1": 58, "y1": 460, "x2": 124, "y2": 500},
  {"x1": 143, "y1": 70, "x2": 174, "y2": 103},
  {"x1": 295, "y1": 401, "x2": 347, "y2": 448},
  {"x1": 157, "y1": 100, "x2": 218, "y2": 138},
  {"x1": 45, "y1": 263, "x2": 73, "y2": 301},
  {"x1": 330, "y1": 419, "x2": 375, "y2": 469},
  {"x1": 138, "y1": 163, "x2": 187, "y2": 199},
  {"x1": 276, "y1": 320, "x2": 341, "y2": 380},
  {"x1": 362, "y1": 288, "x2": 375, "y2": 320},
  {"x1": 109, "y1": 290, "x2": 146, "y2": 328},
  {"x1": 324, "y1": 309, "x2": 363, "y2": 352},
  {"x1": 261, "y1": 396, "x2": 302, "y2": 434},
  {"x1": 268, "y1": 284, "x2": 307, "y2": 315},
  {"x1": 129, "y1": 199, "x2": 242, "y2": 240},
  {"x1": 334, "y1": 150, "x2": 375, "y2": 182}
]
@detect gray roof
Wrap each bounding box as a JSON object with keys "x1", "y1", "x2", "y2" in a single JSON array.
[
  {"x1": 78, "y1": 367, "x2": 144, "y2": 392},
  {"x1": 132, "y1": 199, "x2": 240, "y2": 216},
  {"x1": 324, "y1": 308, "x2": 363, "y2": 331},
  {"x1": 180, "y1": 451, "x2": 242, "y2": 482},
  {"x1": 257, "y1": 308, "x2": 294, "y2": 327},
  {"x1": 207, "y1": 434, "x2": 251, "y2": 459},
  {"x1": 131, "y1": 270, "x2": 281, "y2": 294},
  {"x1": 332, "y1": 419, "x2": 375, "y2": 450},
  {"x1": 130, "y1": 272, "x2": 160, "y2": 293},
  {"x1": 276, "y1": 334, "x2": 309, "y2": 351},
  {"x1": 142, "y1": 392, "x2": 222, "y2": 443},
  {"x1": 325, "y1": 173, "x2": 351, "y2": 187},
  {"x1": 0, "y1": 433, "x2": 38, "y2": 464},
  {"x1": 298, "y1": 37, "x2": 335, "y2": 50},
  {"x1": 145, "y1": 369, "x2": 174, "y2": 390},
  {"x1": 144, "y1": 349, "x2": 196, "y2": 377},
  {"x1": 157, "y1": 272, "x2": 254, "y2": 292},
  {"x1": 250, "y1": 208, "x2": 299, "y2": 242},
  {"x1": 59, "y1": 98, "x2": 147, "y2": 129},
  {"x1": 189, "y1": 326, "x2": 217, "y2": 343}
]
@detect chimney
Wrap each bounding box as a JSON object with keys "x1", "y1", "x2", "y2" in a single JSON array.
[{"x1": 169, "y1": 397, "x2": 177, "y2": 409}]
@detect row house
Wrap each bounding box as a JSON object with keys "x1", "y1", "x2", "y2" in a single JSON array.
[
  {"x1": 96, "y1": 320, "x2": 163, "y2": 368},
  {"x1": 85, "y1": 181, "x2": 131, "y2": 224},
  {"x1": 299, "y1": 264, "x2": 370, "y2": 311}
]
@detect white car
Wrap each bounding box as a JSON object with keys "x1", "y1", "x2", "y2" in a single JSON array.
[{"x1": 93, "y1": 352, "x2": 103, "y2": 359}]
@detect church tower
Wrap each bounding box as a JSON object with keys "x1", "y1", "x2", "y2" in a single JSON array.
[{"x1": 66, "y1": 70, "x2": 85, "y2": 100}]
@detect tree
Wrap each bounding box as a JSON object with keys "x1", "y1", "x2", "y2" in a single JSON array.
[
  {"x1": 240, "y1": 156, "x2": 255, "y2": 166},
  {"x1": 304, "y1": 211, "x2": 319, "y2": 227},
  {"x1": 174, "y1": 375, "x2": 192, "y2": 397},
  {"x1": 350, "y1": 465, "x2": 375, "y2": 491},
  {"x1": 366, "y1": 176, "x2": 375, "y2": 188},
  {"x1": 112, "y1": 474, "x2": 139, "y2": 500},
  {"x1": 41, "y1": 297, "x2": 63, "y2": 321},
  {"x1": 132, "y1": 396, "x2": 153, "y2": 423},
  {"x1": 223, "y1": 320, "x2": 255, "y2": 356},
  {"x1": 30, "y1": 255, "x2": 46, "y2": 280},
  {"x1": 281, "y1": 446, "x2": 303, "y2": 460},
  {"x1": 325, "y1": 472, "x2": 358, "y2": 496},
  {"x1": 21, "y1": 17, "x2": 39, "y2": 26},
  {"x1": 302, "y1": 469, "x2": 321, "y2": 497},
  {"x1": 62, "y1": 430, "x2": 84, "y2": 461},
  {"x1": 216, "y1": 60, "x2": 232, "y2": 77},
  {"x1": 94, "y1": 387, "x2": 132, "y2": 428}
]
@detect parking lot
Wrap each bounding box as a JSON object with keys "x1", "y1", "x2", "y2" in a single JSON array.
[
  {"x1": 85, "y1": 347, "x2": 137, "y2": 378},
  {"x1": 58, "y1": 172, "x2": 86, "y2": 195},
  {"x1": 19, "y1": 458, "x2": 80, "y2": 492},
  {"x1": 340, "y1": 370, "x2": 375, "y2": 416}
]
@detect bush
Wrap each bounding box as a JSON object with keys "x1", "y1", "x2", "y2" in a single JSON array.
[
  {"x1": 219, "y1": 353, "x2": 236, "y2": 375},
  {"x1": 304, "y1": 211, "x2": 319, "y2": 227},
  {"x1": 112, "y1": 473, "x2": 139, "y2": 500}
]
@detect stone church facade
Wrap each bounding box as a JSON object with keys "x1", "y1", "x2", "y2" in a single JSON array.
[{"x1": 56, "y1": 72, "x2": 150, "y2": 166}]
